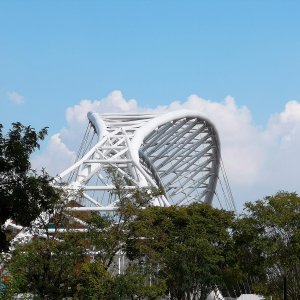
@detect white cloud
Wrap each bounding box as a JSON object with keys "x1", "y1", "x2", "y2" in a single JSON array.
[
  {"x1": 31, "y1": 91, "x2": 300, "y2": 210},
  {"x1": 7, "y1": 91, "x2": 25, "y2": 105},
  {"x1": 279, "y1": 100, "x2": 300, "y2": 123},
  {"x1": 32, "y1": 134, "x2": 76, "y2": 176},
  {"x1": 258, "y1": 100, "x2": 300, "y2": 192},
  {"x1": 65, "y1": 90, "x2": 137, "y2": 125}
]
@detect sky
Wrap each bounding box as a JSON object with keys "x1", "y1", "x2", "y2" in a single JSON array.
[{"x1": 1, "y1": 0, "x2": 300, "y2": 210}]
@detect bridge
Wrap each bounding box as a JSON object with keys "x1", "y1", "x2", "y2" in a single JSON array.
[
  {"x1": 6, "y1": 109, "x2": 235, "y2": 243},
  {"x1": 57, "y1": 109, "x2": 235, "y2": 213}
]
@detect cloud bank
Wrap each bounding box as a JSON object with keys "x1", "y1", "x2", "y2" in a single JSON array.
[{"x1": 31, "y1": 90, "x2": 300, "y2": 210}]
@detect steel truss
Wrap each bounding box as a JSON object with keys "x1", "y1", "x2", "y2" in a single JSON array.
[{"x1": 57, "y1": 109, "x2": 221, "y2": 212}]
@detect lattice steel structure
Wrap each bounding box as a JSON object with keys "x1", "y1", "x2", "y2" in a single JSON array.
[{"x1": 57, "y1": 109, "x2": 221, "y2": 212}]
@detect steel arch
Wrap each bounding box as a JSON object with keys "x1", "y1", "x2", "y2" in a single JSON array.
[{"x1": 58, "y1": 109, "x2": 220, "y2": 212}]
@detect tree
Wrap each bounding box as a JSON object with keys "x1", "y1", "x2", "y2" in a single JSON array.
[
  {"x1": 112, "y1": 264, "x2": 167, "y2": 300},
  {"x1": 75, "y1": 262, "x2": 166, "y2": 300},
  {"x1": 0, "y1": 122, "x2": 61, "y2": 251},
  {"x1": 74, "y1": 260, "x2": 114, "y2": 300},
  {"x1": 232, "y1": 191, "x2": 300, "y2": 299},
  {"x1": 126, "y1": 203, "x2": 235, "y2": 300},
  {"x1": 4, "y1": 234, "x2": 85, "y2": 299}
]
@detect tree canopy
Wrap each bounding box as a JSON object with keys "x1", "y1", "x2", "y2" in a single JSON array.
[
  {"x1": 126, "y1": 203, "x2": 235, "y2": 300},
  {"x1": 0, "y1": 122, "x2": 60, "y2": 251},
  {"x1": 233, "y1": 191, "x2": 300, "y2": 299}
]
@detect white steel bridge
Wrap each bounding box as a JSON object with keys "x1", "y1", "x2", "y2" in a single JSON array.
[
  {"x1": 57, "y1": 109, "x2": 235, "y2": 213},
  {"x1": 6, "y1": 109, "x2": 235, "y2": 244}
]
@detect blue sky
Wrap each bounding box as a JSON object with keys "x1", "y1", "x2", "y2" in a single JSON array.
[
  {"x1": 1, "y1": 0, "x2": 300, "y2": 132},
  {"x1": 1, "y1": 0, "x2": 300, "y2": 207}
]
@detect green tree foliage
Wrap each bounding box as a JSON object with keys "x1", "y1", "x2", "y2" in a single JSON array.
[
  {"x1": 74, "y1": 260, "x2": 113, "y2": 299},
  {"x1": 233, "y1": 191, "x2": 300, "y2": 299},
  {"x1": 3, "y1": 189, "x2": 238, "y2": 300},
  {"x1": 75, "y1": 262, "x2": 166, "y2": 300},
  {"x1": 112, "y1": 264, "x2": 167, "y2": 300},
  {"x1": 2, "y1": 196, "x2": 87, "y2": 299},
  {"x1": 4, "y1": 235, "x2": 85, "y2": 299},
  {"x1": 5, "y1": 209, "x2": 167, "y2": 299},
  {"x1": 126, "y1": 203, "x2": 234, "y2": 300},
  {"x1": 0, "y1": 122, "x2": 61, "y2": 251}
]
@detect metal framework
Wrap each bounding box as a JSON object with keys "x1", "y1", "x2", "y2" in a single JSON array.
[{"x1": 57, "y1": 109, "x2": 221, "y2": 212}]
